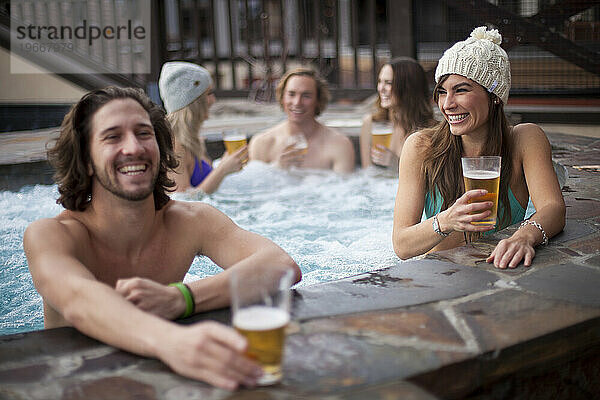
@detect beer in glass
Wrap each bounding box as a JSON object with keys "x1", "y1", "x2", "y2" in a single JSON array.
[
  {"x1": 231, "y1": 269, "x2": 294, "y2": 385},
  {"x1": 461, "y1": 156, "x2": 501, "y2": 226},
  {"x1": 233, "y1": 306, "x2": 289, "y2": 384},
  {"x1": 371, "y1": 123, "x2": 392, "y2": 150},
  {"x1": 286, "y1": 133, "x2": 308, "y2": 155},
  {"x1": 222, "y1": 129, "x2": 247, "y2": 154}
]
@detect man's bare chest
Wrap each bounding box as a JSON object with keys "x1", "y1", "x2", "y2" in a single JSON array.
[{"x1": 81, "y1": 239, "x2": 196, "y2": 287}]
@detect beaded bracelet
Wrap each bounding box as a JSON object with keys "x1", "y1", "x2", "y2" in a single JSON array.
[
  {"x1": 169, "y1": 282, "x2": 195, "y2": 319},
  {"x1": 519, "y1": 220, "x2": 548, "y2": 246}
]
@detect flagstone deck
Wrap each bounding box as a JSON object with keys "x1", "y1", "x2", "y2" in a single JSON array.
[{"x1": 1, "y1": 101, "x2": 599, "y2": 399}]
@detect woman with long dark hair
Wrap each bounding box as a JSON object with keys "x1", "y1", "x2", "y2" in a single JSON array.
[
  {"x1": 359, "y1": 57, "x2": 435, "y2": 169},
  {"x1": 392, "y1": 27, "x2": 565, "y2": 269}
]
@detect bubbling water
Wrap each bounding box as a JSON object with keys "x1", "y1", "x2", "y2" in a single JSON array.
[
  {"x1": 178, "y1": 162, "x2": 399, "y2": 287},
  {"x1": 0, "y1": 162, "x2": 399, "y2": 335},
  {"x1": 0, "y1": 185, "x2": 62, "y2": 334}
]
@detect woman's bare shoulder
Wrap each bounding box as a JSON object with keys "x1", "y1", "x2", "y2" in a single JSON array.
[
  {"x1": 512, "y1": 122, "x2": 546, "y2": 136},
  {"x1": 405, "y1": 129, "x2": 432, "y2": 149},
  {"x1": 511, "y1": 123, "x2": 549, "y2": 147}
]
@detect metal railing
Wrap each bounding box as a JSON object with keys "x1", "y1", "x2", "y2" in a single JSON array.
[
  {"x1": 1, "y1": 0, "x2": 599, "y2": 100},
  {"x1": 157, "y1": 0, "x2": 415, "y2": 100},
  {"x1": 158, "y1": 0, "x2": 600, "y2": 99}
]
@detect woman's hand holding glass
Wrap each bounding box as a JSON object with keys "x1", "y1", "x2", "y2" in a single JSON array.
[
  {"x1": 221, "y1": 129, "x2": 248, "y2": 173},
  {"x1": 370, "y1": 123, "x2": 394, "y2": 167},
  {"x1": 220, "y1": 144, "x2": 248, "y2": 174},
  {"x1": 370, "y1": 144, "x2": 395, "y2": 167},
  {"x1": 437, "y1": 189, "x2": 496, "y2": 234}
]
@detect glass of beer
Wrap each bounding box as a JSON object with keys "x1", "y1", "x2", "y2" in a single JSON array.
[
  {"x1": 371, "y1": 123, "x2": 392, "y2": 150},
  {"x1": 286, "y1": 133, "x2": 308, "y2": 155},
  {"x1": 222, "y1": 129, "x2": 247, "y2": 154},
  {"x1": 461, "y1": 156, "x2": 501, "y2": 226},
  {"x1": 231, "y1": 268, "x2": 294, "y2": 386}
]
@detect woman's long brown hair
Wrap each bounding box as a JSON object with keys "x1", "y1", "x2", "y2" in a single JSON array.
[
  {"x1": 422, "y1": 75, "x2": 514, "y2": 240},
  {"x1": 372, "y1": 57, "x2": 435, "y2": 135}
]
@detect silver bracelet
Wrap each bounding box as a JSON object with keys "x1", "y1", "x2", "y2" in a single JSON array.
[
  {"x1": 519, "y1": 219, "x2": 548, "y2": 246},
  {"x1": 432, "y1": 214, "x2": 450, "y2": 238}
]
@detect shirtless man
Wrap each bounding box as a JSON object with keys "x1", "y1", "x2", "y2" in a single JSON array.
[
  {"x1": 248, "y1": 68, "x2": 355, "y2": 173},
  {"x1": 23, "y1": 87, "x2": 301, "y2": 390}
]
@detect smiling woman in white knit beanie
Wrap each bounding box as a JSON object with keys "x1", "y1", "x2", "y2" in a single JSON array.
[{"x1": 392, "y1": 26, "x2": 565, "y2": 270}]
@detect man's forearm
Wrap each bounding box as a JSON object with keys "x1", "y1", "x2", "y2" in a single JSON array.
[
  {"x1": 187, "y1": 248, "x2": 300, "y2": 314},
  {"x1": 62, "y1": 277, "x2": 176, "y2": 358}
]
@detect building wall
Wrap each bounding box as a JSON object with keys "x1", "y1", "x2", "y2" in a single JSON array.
[{"x1": 0, "y1": 47, "x2": 86, "y2": 103}]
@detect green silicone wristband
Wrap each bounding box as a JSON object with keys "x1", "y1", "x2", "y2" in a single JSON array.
[{"x1": 169, "y1": 282, "x2": 194, "y2": 319}]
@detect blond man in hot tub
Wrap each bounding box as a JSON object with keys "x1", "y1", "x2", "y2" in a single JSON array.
[{"x1": 249, "y1": 67, "x2": 355, "y2": 173}]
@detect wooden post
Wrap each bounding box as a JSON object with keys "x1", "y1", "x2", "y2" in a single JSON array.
[{"x1": 388, "y1": 0, "x2": 415, "y2": 59}]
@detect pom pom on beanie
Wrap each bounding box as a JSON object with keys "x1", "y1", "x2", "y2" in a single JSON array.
[{"x1": 435, "y1": 26, "x2": 511, "y2": 104}]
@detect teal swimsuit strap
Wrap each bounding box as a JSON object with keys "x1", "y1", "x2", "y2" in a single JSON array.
[{"x1": 506, "y1": 187, "x2": 526, "y2": 225}]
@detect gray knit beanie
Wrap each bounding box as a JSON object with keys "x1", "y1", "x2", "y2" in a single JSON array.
[
  {"x1": 435, "y1": 26, "x2": 511, "y2": 104},
  {"x1": 158, "y1": 61, "x2": 213, "y2": 113}
]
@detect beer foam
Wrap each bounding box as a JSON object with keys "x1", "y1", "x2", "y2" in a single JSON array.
[
  {"x1": 224, "y1": 135, "x2": 247, "y2": 142},
  {"x1": 233, "y1": 306, "x2": 290, "y2": 331},
  {"x1": 372, "y1": 129, "x2": 392, "y2": 135},
  {"x1": 463, "y1": 170, "x2": 500, "y2": 179},
  {"x1": 372, "y1": 123, "x2": 392, "y2": 135}
]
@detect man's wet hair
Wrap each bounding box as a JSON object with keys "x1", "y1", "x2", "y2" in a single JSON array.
[{"x1": 48, "y1": 86, "x2": 178, "y2": 211}]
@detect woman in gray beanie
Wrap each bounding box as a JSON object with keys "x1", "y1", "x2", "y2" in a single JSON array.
[
  {"x1": 392, "y1": 27, "x2": 565, "y2": 268},
  {"x1": 159, "y1": 61, "x2": 247, "y2": 194}
]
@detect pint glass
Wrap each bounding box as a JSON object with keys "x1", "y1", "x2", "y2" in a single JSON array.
[
  {"x1": 222, "y1": 129, "x2": 247, "y2": 154},
  {"x1": 371, "y1": 123, "x2": 392, "y2": 150},
  {"x1": 461, "y1": 156, "x2": 501, "y2": 226},
  {"x1": 231, "y1": 269, "x2": 294, "y2": 385},
  {"x1": 289, "y1": 133, "x2": 308, "y2": 155}
]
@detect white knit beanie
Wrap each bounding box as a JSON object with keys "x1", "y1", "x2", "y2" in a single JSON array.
[
  {"x1": 158, "y1": 61, "x2": 213, "y2": 113},
  {"x1": 435, "y1": 26, "x2": 511, "y2": 104}
]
